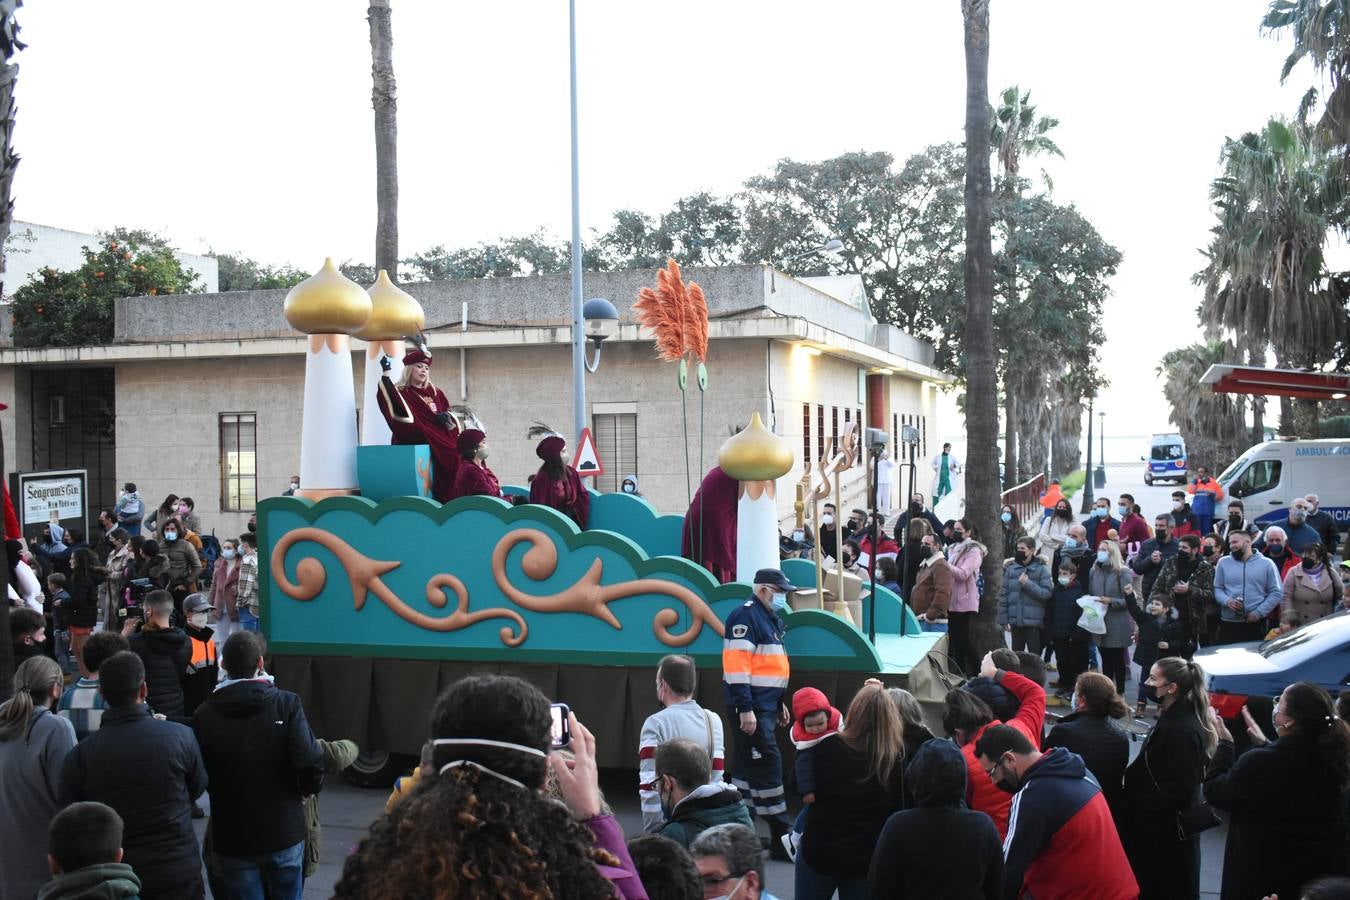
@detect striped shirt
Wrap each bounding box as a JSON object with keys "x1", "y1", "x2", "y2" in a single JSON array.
[
  {"x1": 638, "y1": 699, "x2": 726, "y2": 831},
  {"x1": 57, "y1": 678, "x2": 108, "y2": 741}
]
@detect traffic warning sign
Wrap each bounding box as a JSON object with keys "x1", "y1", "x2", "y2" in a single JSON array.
[{"x1": 573, "y1": 427, "x2": 604, "y2": 479}]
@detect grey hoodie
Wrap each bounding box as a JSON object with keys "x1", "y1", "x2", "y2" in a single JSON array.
[{"x1": 36, "y1": 864, "x2": 141, "y2": 900}]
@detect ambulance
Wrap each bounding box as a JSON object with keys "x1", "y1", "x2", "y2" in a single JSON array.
[{"x1": 1216, "y1": 438, "x2": 1350, "y2": 534}]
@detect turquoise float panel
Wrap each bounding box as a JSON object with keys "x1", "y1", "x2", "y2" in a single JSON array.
[
  {"x1": 258, "y1": 496, "x2": 882, "y2": 672},
  {"x1": 501, "y1": 485, "x2": 684, "y2": 559},
  {"x1": 779, "y1": 558, "x2": 921, "y2": 636},
  {"x1": 357, "y1": 445, "x2": 432, "y2": 502}
]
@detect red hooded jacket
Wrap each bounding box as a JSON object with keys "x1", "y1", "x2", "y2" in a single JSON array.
[
  {"x1": 790, "y1": 687, "x2": 842, "y2": 746},
  {"x1": 960, "y1": 669, "x2": 1046, "y2": 839}
]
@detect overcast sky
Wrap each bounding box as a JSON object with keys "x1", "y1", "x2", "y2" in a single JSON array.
[{"x1": 10, "y1": 1, "x2": 1312, "y2": 442}]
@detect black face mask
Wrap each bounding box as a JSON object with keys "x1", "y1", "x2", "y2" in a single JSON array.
[
  {"x1": 1014, "y1": 550, "x2": 1028, "y2": 564},
  {"x1": 1229, "y1": 514, "x2": 1243, "y2": 525},
  {"x1": 1202, "y1": 546, "x2": 1216, "y2": 558},
  {"x1": 1302, "y1": 556, "x2": 1319, "y2": 570},
  {"x1": 918, "y1": 546, "x2": 933, "y2": 559},
  {"x1": 909, "y1": 502, "x2": 922, "y2": 515}
]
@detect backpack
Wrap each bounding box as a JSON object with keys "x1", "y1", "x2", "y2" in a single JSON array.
[{"x1": 198, "y1": 532, "x2": 222, "y2": 585}]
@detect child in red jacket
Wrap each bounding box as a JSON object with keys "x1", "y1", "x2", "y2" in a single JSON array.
[{"x1": 781, "y1": 687, "x2": 843, "y2": 861}]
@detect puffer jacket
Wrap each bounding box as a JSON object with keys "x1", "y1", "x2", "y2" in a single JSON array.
[
  {"x1": 128, "y1": 627, "x2": 190, "y2": 718},
  {"x1": 946, "y1": 539, "x2": 986, "y2": 614},
  {"x1": 657, "y1": 783, "x2": 754, "y2": 849},
  {"x1": 997, "y1": 557, "x2": 1053, "y2": 627},
  {"x1": 1044, "y1": 710, "x2": 1129, "y2": 816},
  {"x1": 1088, "y1": 563, "x2": 1133, "y2": 648}
]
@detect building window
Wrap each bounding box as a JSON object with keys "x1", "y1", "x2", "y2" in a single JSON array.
[
  {"x1": 817, "y1": 404, "x2": 825, "y2": 461},
  {"x1": 892, "y1": 413, "x2": 898, "y2": 458},
  {"x1": 857, "y1": 407, "x2": 864, "y2": 466},
  {"x1": 921, "y1": 415, "x2": 928, "y2": 457},
  {"x1": 802, "y1": 404, "x2": 811, "y2": 470},
  {"x1": 831, "y1": 406, "x2": 839, "y2": 456},
  {"x1": 592, "y1": 412, "x2": 637, "y2": 493},
  {"x1": 219, "y1": 413, "x2": 257, "y2": 511}
]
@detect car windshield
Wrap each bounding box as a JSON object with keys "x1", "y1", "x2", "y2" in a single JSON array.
[
  {"x1": 1151, "y1": 444, "x2": 1183, "y2": 461},
  {"x1": 1258, "y1": 610, "x2": 1350, "y2": 658},
  {"x1": 1216, "y1": 455, "x2": 1246, "y2": 483}
]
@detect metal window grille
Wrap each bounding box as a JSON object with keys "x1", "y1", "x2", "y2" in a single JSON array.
[
  {"x1": 592, "y1": 413, "x2": 637, "y2": 493},
  {"x1": 802, "y1": 404, "x2": 811, "y2": 471},
  {"x1": 219, "y1": 413, "x2": 258, "y2": 511},
  {"x1": 831, "y1": 406, "x2": 839, "y2": 456},
  {"x1": 816, "y1": 404, "x2": 825, "y2": 462}
]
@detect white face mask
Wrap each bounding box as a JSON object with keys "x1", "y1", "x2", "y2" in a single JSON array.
[
  {"x1": 188, "y1": 613, "x2": 209, "y2": 628},
  {"x1": 709, "y1": 875, "x2": 746, "y2": 900},
  {"x1": 221, "y1": 548, "x2": 236, "y2": 560},
  {"x1": 821, "y1": 514, "x2": 834, "y2": 526}
]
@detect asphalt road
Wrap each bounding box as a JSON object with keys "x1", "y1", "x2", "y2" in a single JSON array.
[{"x1": 193, "y1": 465, "x2": 1224, "y2": 899}]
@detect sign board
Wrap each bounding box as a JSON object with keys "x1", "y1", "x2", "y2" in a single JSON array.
[
  {"x1": 573, "y1": 427, "x2": 604, "y2": 479},
  {"x1": 10, "y1": 469, "x2": 89, "y2": 546}
]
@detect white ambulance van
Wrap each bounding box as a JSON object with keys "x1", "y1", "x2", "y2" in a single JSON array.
[{"x1": 1216, "y1": 438, "x2": 1350, "y2": 534}]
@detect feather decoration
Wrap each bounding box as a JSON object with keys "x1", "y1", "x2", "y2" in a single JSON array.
[
  {"x1": 633, "y1": 259, "x2": 711, "y2": 363},
  {"x1": 449, "y1": 405, "x2": 483, "y2": 432},
  {"x1": 526, "y1": 421, "x2": 560, "y2": 440}
]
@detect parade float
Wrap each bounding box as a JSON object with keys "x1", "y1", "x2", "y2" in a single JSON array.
[{"x1": 261, "y1": 261, "x2": 950, "y2": 780}]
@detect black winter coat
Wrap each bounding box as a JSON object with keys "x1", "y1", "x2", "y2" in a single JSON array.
[
  {"x1": 1121, "y1": 699, "x2": 1212, "y2": 899},
  {"x1": 129, "y1": 628, "x2": 190, "y2": 718},
  {"x1": 1205, "y1": 733, "x2": 1350, "y2": 900},
  {"x1": 57, "y1": 705, "x2": 206, "y2": 900},
  {"x1": 192, "y1": 679, "x2": 324, "y2": 857},
  {"x1": 1124, "y1": 593, "x2": 1195, "y2": 670},
  {"x1": 63, "y1": 574, "x2": 101, "y2": 629},
  {"x1": 1044, "y1": 710, "x2": 1129, "y2": 816}
]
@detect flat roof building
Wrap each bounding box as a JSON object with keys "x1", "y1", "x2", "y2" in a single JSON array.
[{"x1": 0, "y1": 264, "x2": 951, "y2": 538}]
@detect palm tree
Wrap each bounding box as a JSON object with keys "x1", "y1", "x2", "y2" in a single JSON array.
[
  {"x1": 0, "y1": 0, "x2": 22, "y2": 703},
  {"x1": 1196, "y1": 117, "x2": 1348, "y2": 435},
  {"x1": 1263, "y1": 0, "x2": 1350, "y2": 148},
  {"x1": 962, "y1": 0, "x2": 1001, "y2": 652},
  {"x1": 991, "y1": 86, "x2": 1062, "y2": 482},
  {"x1": 1158, "y1": 342, "x2": 1246, "y2": 468},
  {"x1": 368, "y1": 0, "x2": 398, "y2": 279}
]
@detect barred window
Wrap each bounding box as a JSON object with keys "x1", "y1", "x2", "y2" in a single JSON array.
[
  {"x1": 220, "y1": 413, "x2": 257, "y2": 511},
  {"x1": 592, "y1": 413, "x2": 637, "y2": 493}
]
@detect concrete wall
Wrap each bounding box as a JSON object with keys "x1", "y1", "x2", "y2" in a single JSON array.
[{"x1": 4, "y1": 221, "x2": 219, "y2": 296}]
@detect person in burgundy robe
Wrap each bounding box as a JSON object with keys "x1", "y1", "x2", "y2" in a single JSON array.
[
  {"x1": 528, "y1": 435, "x2": 590, "y2": 528},
  {"x1": 376, "y1": 350, "x2": 460, "y2": 502},
  {"x1": 449, "y1": 429, "x2": 504, "y2": 500},
  {"x1": 681, "y1": 465, "x2": 739, "y2": 584}
]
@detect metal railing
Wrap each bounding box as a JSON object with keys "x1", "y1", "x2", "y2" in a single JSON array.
[{"x1": 1000, "y1": 473, "x2": 1046, "y2": 528}]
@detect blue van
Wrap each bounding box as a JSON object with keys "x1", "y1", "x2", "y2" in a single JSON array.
[{"x1": 1142, "y1": 433, "x2": 1187, "y2": 485}]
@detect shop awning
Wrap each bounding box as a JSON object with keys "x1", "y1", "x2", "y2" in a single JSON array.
[{"x1": 1201, "y1": 364, "x2": 1350, "y2": 400}]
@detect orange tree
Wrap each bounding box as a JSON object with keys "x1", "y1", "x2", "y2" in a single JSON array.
[{"x1": 10, "y1": 231, "x2": 200, "y2": 347}]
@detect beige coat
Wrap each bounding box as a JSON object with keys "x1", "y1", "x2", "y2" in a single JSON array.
[{"x1": 1281, "y1": 564, "x2": 1345, "y2": 626}]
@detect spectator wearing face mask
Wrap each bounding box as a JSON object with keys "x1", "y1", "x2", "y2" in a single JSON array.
[
  {"x1": 283, "y1": 475, "x2": 300, "y2": 497},
  {"x1": 892, "y1": 494, "x2": 945, "y2": 547},
  {"x1": 1258, "y1": 525, "x2": 1302, "y2": 579},
  {"x1": 815, "y1": 503, "x2": 843, "y2": 562},
  {"x1": 113, "y1": 484, "x2": 144, "y2": 538},
  {"x1": 1130, "y1": 515, "x2": 1180, "y2": 599},
  {"x1": 1045, "y1": 558, "x2": 1089, "y2": 695},
  {"x1": 142, "y1": 495, "x2": 178, "y2": 538},
  {"x1": 620, "y1": 474, "x2": 642, "y2": 496},
  {"x1": 1148, "y1": 534, "x2": 1213, "y2": 648},
  {"x1": 1115, "y1": 493, "x2": 1151, "y2": 561},
  {"x1": 1090, "y1": 541, "x2": 1136, "y2": 695},
  {"x1": 208, "y1": 538, "x2": 242, "y2": 647},
  {"x1": 1044, "y1": 672, "x2": 1131, "y2": 821},
  {"x1": 1000, "y1": 504, "x2": 1023, "y2": 560},
  {"x1": 909, "y1": 533, "x2": 953, "y2": 627},
  {"x1": 721, "y1": 569, "x2": 795, "y2": 855},
  {"x1": 1303, "y1": 494, "x2": 1340, "y2": 558},
  {"x1": 1036, "y1": 499, "x2": 1075, "y2": 559},
  {"x1": 1254, "y1": 499, "x2": 1323, "y2": 556},
  {"x1": 1214, "y1": 531, "x2": 1283, "y2": 645},
  {"x1": 998, "y1": 537, "x2": 1053, "y2": 655},
  {"x1": 946, "y1": 520, "x2": 986, "y2": 679},
  {"x1": 1215, "y1": 500, "x2": 1261, "y2": 542},
  {"x1": 156, "y1": 517, "x2": 202, "y2": 616},
  {"x1": 976, "y1": 724, "x2": 1137, "y2": 900},
  {"x1": 1167, "y1": 490, "x2": 1202, "y2": 538},
  {"x1": 179, "y1": 594, "x2": 218, "y2": 718},
  {"x1": 1082, "y1": 498, "x2": 1121, "y2": 554},
  {"x1": 1281, "y1": 542, "x2": 1345, "y2": 627}
]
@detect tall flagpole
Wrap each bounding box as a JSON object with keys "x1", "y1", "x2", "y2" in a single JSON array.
[{"x1": 568, "y1": 0, "x2": 586, "y2": 441}]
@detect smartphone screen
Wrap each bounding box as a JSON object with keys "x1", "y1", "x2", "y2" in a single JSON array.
[{"x1": 550, "y1": 702, "x2": 571, "y2": 749}]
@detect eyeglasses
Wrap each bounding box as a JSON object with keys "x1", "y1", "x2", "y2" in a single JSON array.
[
  {"x1": 983, "y1": 754, "x2": 1008, "y2": 780},
  {"x1": 701, "y1": 873, "x2": 741, "y2": 888}
]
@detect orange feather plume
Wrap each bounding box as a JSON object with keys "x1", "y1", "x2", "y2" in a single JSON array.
[{"x1": 633, "y1": 259, "x2": 710, "y2": 363}]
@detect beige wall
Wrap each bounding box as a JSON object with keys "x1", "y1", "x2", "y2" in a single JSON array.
[{"x1": 4, "y1": 337, "x2": 940, "y2": 543}]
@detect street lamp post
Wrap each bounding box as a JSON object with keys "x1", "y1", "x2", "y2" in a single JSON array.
[
  {"x1": 568, "y1": 0, "x2": 586, "y2": 440},
  {"x1": 1081, "y1": 394, "x2": 1096, "y2": 513},
  {"x1": 1096, "y1": 410, "x2": 1107, "y2": 489},
  {"x1": 769, "y1": 239, "x2": 844, "y2": 292}
]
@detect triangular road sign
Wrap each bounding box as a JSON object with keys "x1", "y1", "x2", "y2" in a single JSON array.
[{"x1": 574, "y1": 427, "x2": 604, "y2": 479}]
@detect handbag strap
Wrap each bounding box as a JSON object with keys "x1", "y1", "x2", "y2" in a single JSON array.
[{"x1": 703, "y1": 709, "x2": 715, "y2": 760}]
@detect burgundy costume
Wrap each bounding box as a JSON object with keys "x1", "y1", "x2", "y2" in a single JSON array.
[
  {"x1": 448, "y1": 430, "x2": 504, "y2": 501},
  {"x1": 529, "y1": 435, "x2": 590, "y2": 528},
  {"x1": 375, "y1": 351, "x2": 460, "y2": 502},
  {"x1": 681, "y1": 466, "x2": 739, "y2": 584}
]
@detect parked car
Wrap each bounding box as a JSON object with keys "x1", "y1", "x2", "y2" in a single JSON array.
[
  {"x1": 1196, "y1": 611, "x2": 1350, "y2": 749},
  {"x1": 1142, "y1": 433, "x2": 1187, "y2": 485}
]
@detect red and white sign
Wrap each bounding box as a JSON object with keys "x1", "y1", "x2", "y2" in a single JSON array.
[{"x1": 573, "y1": 427, "x2": 604, "y2": 479}]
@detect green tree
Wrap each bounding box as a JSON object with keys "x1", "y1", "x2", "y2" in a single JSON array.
[
  {"x1": 213, "y1": 252, "x2": 309, "y2": 292},
  {"x1": 1196, "y1": 117, "x2": 1349, "y2": 435},
  {"x1": 991, "y1": 85, "x2": 1063, "y2": 481},
  {"x1": 1263, "y1": 0, "x2": 1350, "y2": 148},
  {"x1": 1158, "y1": 341, "x2": 1246, "y2": 469},
  {"x1": 962, "y1": 0, "x2": 1003, "y2": 654},
  {"x1": 11, "y1": 232, "x2": 201, "y2": 347}
]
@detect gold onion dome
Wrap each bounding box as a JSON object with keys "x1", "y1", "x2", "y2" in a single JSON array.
[
  {"x1": 283, "y1": 257, "x2": 373, "y2": 335},
  {"x1": 719, "y1": 412, "x2": 794, "y2": 481},
  {"x1": 356, "y1": 269, "x2": 425, "y2": 340}
]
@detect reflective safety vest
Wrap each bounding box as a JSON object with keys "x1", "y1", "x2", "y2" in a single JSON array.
[
  {"x1": 721, "y1": 598, "x2": 790, "y2": 715},
  {"x1": 187, "y1": 635, "x2": 217, "y2": 675}
]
